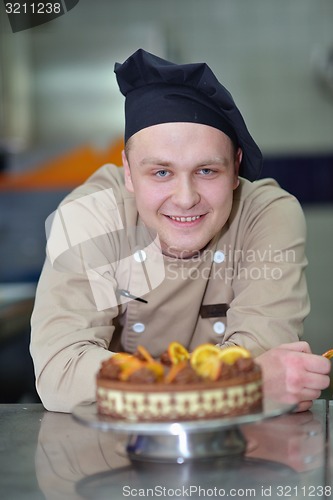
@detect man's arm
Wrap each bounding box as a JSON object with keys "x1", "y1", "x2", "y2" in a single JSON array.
[{"x1": 30, "y1": 258, "x2": 117, "y2": 412}]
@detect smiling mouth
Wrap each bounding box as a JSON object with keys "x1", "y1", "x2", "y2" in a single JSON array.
[{"x1": 167, "y1": 215, "x2": 203, "y2": 222}]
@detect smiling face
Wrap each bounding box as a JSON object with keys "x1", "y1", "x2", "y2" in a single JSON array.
[{"x1": 123, "y1": 122, "x2": 242, "y2": 258}]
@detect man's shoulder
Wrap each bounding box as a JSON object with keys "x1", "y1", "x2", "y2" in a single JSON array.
[
  {"x1": 76, "y1": 164, "x2": 126, "y2": 194},
  {"x1": 229, "y1": 178, "x2": 305, "y2": 234},
  {"x1": 62, "y1": 165, "x2": 131, "y2": 203},
  {"x1": 230, "y1": 176, "x2": 305, "y2": 232},
  {"x1": 235, "y1": 176, "x2": 297, "y2": 206}
]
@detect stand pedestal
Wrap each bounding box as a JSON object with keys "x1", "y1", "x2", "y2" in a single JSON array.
[{"x1": 126, "y1": 427, "x2": 246, "y2": 462}]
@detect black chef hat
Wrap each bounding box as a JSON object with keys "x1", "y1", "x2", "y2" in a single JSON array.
[{"x1": 114, "y1": 49, "x2": 263, "y2": 181}]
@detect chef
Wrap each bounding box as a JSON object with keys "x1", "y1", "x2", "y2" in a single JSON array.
[{"x1": 30, "y1": 49, "x2": 331, "y2": 413}]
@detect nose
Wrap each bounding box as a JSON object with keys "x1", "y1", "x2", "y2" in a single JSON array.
[{"x1": 172, "y1": 176, "x2": 200, "y2": 210}]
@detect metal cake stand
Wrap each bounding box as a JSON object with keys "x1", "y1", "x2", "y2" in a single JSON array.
[{"x1": 72, "y1": 399, "x2": 296, "y2": 463}]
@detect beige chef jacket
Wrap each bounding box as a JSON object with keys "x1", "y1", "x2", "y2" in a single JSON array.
[{"x1": 30, "y1": 165, "x2": 309, "y2": 412}]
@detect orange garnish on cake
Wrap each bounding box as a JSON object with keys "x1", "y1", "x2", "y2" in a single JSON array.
[
  {"x1": 190, "y1": 344, "x2": 222, "y2": 380},
  {"x1": 144, "y1": 361, "x2": 165, "y2": 381},
  {"x1": 190, "y1": 343, "x2": 221, "y2": 368},
  {"x1": 137, "y1": 345, "x2": 155, "y2": 363},
  {"x1": 118, "y1": 358, "x2": 144, "y2": 380},
  {"x1": 111, "y1": 352, "x2": 134, "y2": 364},
  {"x1": 217, "y1": 346, "x2": 251, "y2": 365},
  {"x1": 168, "y1": 341, "x2": 190, "y2": 364},
  {"x1": 195, "y1": 355, "x2": 223, "y2": 381},
  {"x1": 164, "y1": 360, "x2": 189, "y2": 383},
  {"x1": 191, "y1": 345, "x2": 251, "y2": 380},
  {"x1": 322, "y1": 349, "x2": 333, "y2": 360}
]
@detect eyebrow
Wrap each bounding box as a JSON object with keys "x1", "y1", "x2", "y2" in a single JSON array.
[
  {"x1": 139, "y1": 156, "x2": 229, "y2": 167},
  {"x1": 140, "y1": 157, "x2": 170, "y2": 167},
  {"x1": 197, "y1": 157, "x2": 229, "y2": 167}
]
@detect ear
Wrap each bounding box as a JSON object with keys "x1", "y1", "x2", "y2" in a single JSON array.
[
  {"x1": 122, "y1": 150, "x2": 134, "y2": 193},
  {"x1": 233, "y1": 147, "x2": 242, "y2": 189}
]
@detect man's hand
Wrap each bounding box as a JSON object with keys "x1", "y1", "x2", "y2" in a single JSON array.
[{"x1": 256, "y1": 341, "x2": 331, "y2": 412}]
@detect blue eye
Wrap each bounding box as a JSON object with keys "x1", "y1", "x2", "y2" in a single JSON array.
[
  {"x1": 156, "y1": 170, "x2": 169, "y2": 177},
  {"x1": 199, "y1": 168, "x2": 213, "y2": 175}
]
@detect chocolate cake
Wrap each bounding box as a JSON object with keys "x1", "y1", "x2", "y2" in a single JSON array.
[{"x1": 96, "y1": 343, "x2": 262, "y2": 421}]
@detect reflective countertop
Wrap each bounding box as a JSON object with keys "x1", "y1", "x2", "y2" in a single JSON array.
[{"x1": 0, "y1": 400, "x2": 332, "y2": 499}]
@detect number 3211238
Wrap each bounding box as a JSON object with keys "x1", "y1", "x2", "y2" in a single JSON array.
[{"x1": 5, "y1": 3, "x2": 62, "y2": 14}]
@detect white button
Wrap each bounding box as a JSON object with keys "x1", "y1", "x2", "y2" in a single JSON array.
[
  {"x1": 213, "y1": 321, "x2": 225, "y2": 335},
  {"x1": 132, "y1": 322, "x2": 145, "y2": 333},
  {"x1": 134, "y1": 249, "x2": 147, "y2": 262},
  {"x1": 213, "y1": 251, "x2": 225, "y2": 263}
]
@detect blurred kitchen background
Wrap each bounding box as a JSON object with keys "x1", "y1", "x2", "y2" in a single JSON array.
[{"x1": 0, "y1": 0, "x2": 332, "y2": 403}]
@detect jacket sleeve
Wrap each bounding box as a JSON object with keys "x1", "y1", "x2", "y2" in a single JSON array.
[
  {"x1": 30, "y1": 258, "x2": 118, "y2": 412},
  {"x1": 222, "y1": 185, "x2": 310, "y2": 357},
  {"x1": 30, "y1": 165, "x2": 131, "y2": 412}
]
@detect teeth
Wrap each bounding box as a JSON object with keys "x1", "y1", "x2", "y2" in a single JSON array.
[{"x1": 169, "y1": 215, "x2": 201, "y2": 222}]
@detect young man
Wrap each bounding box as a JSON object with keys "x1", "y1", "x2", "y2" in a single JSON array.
[{"x1": 30, "y1": 49, "x2": 330, "y2": 413}]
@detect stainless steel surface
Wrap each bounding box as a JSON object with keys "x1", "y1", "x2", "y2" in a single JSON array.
[
  {"x1": 0, "y1": 400, "x2": 332, "y2": 500},
  {"x1": 72, "y1": 399, "x2": 296, "y2": 462}
]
